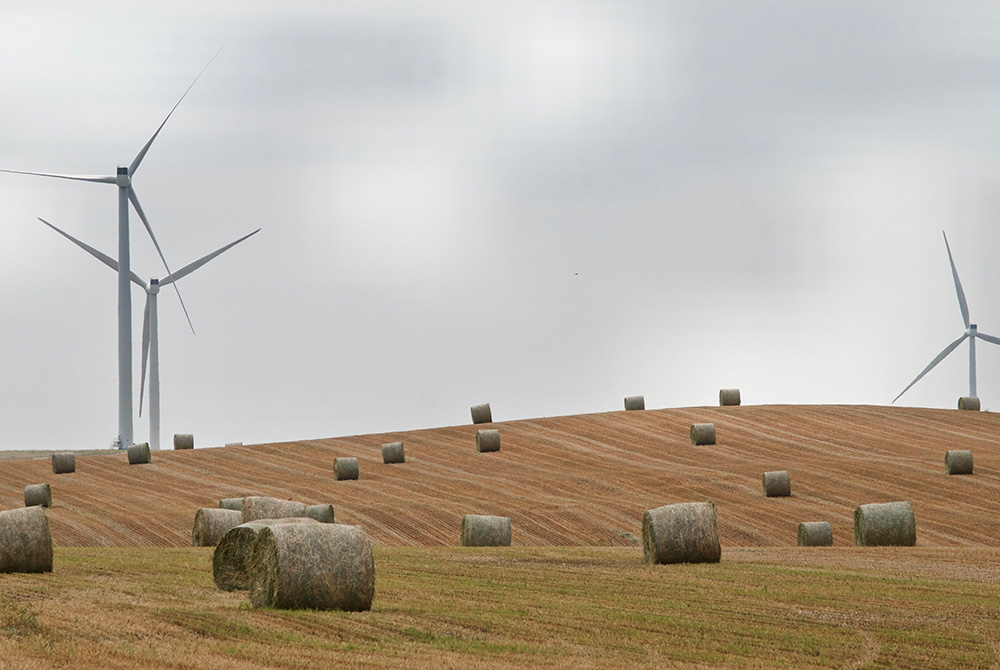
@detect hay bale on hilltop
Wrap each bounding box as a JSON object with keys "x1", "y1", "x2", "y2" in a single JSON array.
[
  {"x1": 220, "y1": 498, "x2": 245, "y2": 512},
  {"x1": 334, "y1": 457, "x2": 359, "y2": 481},
  {"x1": 24, "y1": 484, "x2": 52, "y2": 509},
  {"x1": 305, "y1": 504, "x2": 335, "y2": 523},
  {"x1": 690, "y1": 423, "x2": 716, "y2": 445},
  {"x1": 0, "y1": 506, "x2": 52, "y2": 573},
  {"x1": 461, "y1": 514, "x2": 512, "y2": 547},
  {"x1": 382, "y1": 442, "x2": 405, "y2": 464},
  {"x1": 624, "y1": 395, "x2": 645, "y2": 411},
  {"x1": 476, "y1": 429, "x2": 501, "y2": 453},
  {"x1": 173, "y1": 433, "x2": 194, "y2": 450},
  {"x1": 719, "y1": 389, "x2": 741, "y2": 406},
  {"x1": 854, "y1": 501, "x2": 916, "y2": 547},
  {"x1": 797, "y1": 521, "x2": 833, "y2": 547},
  {"x1": 945, "y1": 450, "x2": 973, "y2": 475},
  {"x1": 958, "y1": 396, "x2": 981, "y2": 411},
  {"x1": 192, "y1": 508, "x2": 243, "y2": 547},
  {"x1": 762, "y1": 470, "x2": 791, "y2": 497},
  {"x1": 242, "y1": 497, "x2": 307, "y2": 522},
  {"x1": 248, "y1": 523, "x2": 375, "y2": 611},
  {"x1": 642, "y1": 501, "x2": 720, "y2": 564},
  {"x1": 52, "y1": 452, "x2": 75, "y2": 475},
  {"x1": 471, "y1": 403, "x2": 493, "y2": 424},
  {"x1": 128, "y1": 443, "x2": 151, "y2": 464},
  {"x1": 213, "y1": 517, "x2": 319, "y2": 591}
]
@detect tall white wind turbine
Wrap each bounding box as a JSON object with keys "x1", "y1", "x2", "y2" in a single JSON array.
[
  {"x1": 892, "y1": 231, "x2": 1000, "y2": 405},
  {"x1": 38, "y1": 218, "x2": 259, "y2": 450},
  {"x1": 1, "y1": 50, "x2": 222, "y2": 449}
]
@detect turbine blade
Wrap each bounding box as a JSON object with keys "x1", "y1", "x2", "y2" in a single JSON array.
[
  {"x1": 129, "y1": 46, "x2": 225, "y2": 176},
  {"x1": 37, "y1": 217, "x2": 147, "y2": 287},
  {"x1": 128, "y1": 186, "x2": 195, "y2": 334},
  {"x1": 943, "y1": 231, "x2": 971, "y2": 329},
  {"x1": 892, "y1": 333, "x2": 968, "y2": 404},
  {"x1": 1, "y1": 168, "x2": 115, "y2": 184},
  {"x1": 976, "y1": 331, "x2": 1000, "y2": 346},
  {"x1": 159, "y1": 229, "x2": 261, "y2": 286},
  {"x1": 139, "y1": 294, "x2": 151, "y2": 418}
]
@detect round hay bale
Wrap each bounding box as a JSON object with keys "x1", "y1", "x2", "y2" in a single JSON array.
[
  {"x1": 382, "y1": 442, "x2": 405, "y2": 464},
  {"x1": 24, "y1": 483, "x2": 52, "y2": 508},
  {"x1": 690, "y1": 423, "x2": 716, "y2": 446},
  {"x1": 476, "y1": 429, "x2": 501, "y2": 453},
  {"x1": 958, "y1": 396, "x2": 981, "y2": 411},
  {"x1": 460, "y1": 514, "x2": 512, "y2": 547},
  {"x1": 52, "y1": 452, "x2": 75, "y2": 475},
  {"x1": 225, "y1": 442, "x2": 243, "y2": 447},
  {"x1": 762, "y1": 470, "x2": 791, "y2": 497},
  {"x1": 242, "y1": 496, "x2": 307, "y2": 522},
  {"x1": 213, "y1": 517, "x2": 319, "y2": 591},
  {"x1": 945, "y1": 450, "x2": 973, "y2": 475},
  {"x1": 127, "y1": 442, "x2": 151, "y2": 465},
  {"x1": 470, "y1": 402, "x2": 493, "y2": 424},
  {"x1": 719, "y1": 389, "x2": 741, "y2": 406},
  {"x1": 624, "y1": 395, "x2": 645, "y2": 411},
  {"x1": 854, "y1": 501, "x2": 916, "y2": 547},
  {"x1": 797, "y1": 521, "x2": 833, "y2": 547},
  {"x1": 220, "y1": 498, "x2": 245, "y2": 512},
  {"x1": 305, "y1": 504, "x2": 335, "y2": 523},
  {"x1": 249, "y1": 523, "x2": 375, "y2": 611},
  {"x1": 174, "y1": 433, "x2": 194, "y2": 450},
  {"x1": 192, "y1": 508, "x2": 243, "y2": 547},
  {"x1": 642, "y1": 501, "x2": 720, "y2": 564},
  {"x1": 334, "y1": 457, "x2": 359, "y2": 481},
  {"x1": 0, "y1": 506, "x2": 52, "y2": 573}
]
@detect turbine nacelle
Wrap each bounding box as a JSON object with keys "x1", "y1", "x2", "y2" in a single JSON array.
[
  {"x1": 116, "y1": 166, "x2": 130, "y2": 188},
  {"x1": 149, "y1": 278, "x2": 160, "y2": 295}
]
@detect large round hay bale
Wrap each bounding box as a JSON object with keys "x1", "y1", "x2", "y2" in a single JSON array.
[
  {"x1": 24, "y1": 483, "x2": 52, "y2": 508},
  {"x1": 242, "y1": 497, "x2": 307, "y2": 522},
  {"x1": 854, "y1": 501, "x2": 916, "y2": 547},
  {"x1": 334, "y1": 457, "x2": 359, "y2": 481},
  {"x1": 192, "y1": 508, "x2": 244, "y2": 547},
  {"x1": 719, "y1": 389, "x2": 741, "y2": 406},
  {"x1": 624, "y1": 395, "x2": 645, "y2": 411},
  {"x1": 958, "y1": 396, "x2": 981, "y2": 411},
  {"x1": 945, "y1": 450, "x2": 973, "y2": 475},
  {"x1": 220, "y1": 498, "x2": 245, "y2": 512},
  {"x1": 460, "y1": 514, "x2": 512, "y2": 547},
  {"x1": 213, "y1": 517, "x2": 319, "y2": 591},
  {"x1": 690, "y1": 423, "x2": 716, "y2": 445},
  {"x1": 797, "y1": 521, "x2": 833, "y2": 547},
  {"x1": 174, "y1": 433, "x2": 194, "y2": 450},
  {"x1": 305, "y1": 504, "x2": 335, "y2": 523},
  {"x1": 0, "y1": 506, "x2": 52, "y2": 573},
  {"x1": 249, "y1": 523, "x2": 375, "y2": 611},
  {"x1": 762, "y1": 470, "x2": 791, "y2": 497},
  {"x1": 127, "y1": 442, "x2": 151, "y2": 464},
  {"x1": 382, "y1": 442, "x2": 405, "y2": 464},
  {"x1": 642, "y1": 501, "x2": 720, "y2": 564},
  {"x1": 52, "y1": 452, "x2": 75, "y2": 475},
  {"x1": 470, "y1": 402, "x2": 492, "y2": 424},
  {"x1": 476, "y1": 429, "x2": 501, "y2": 453}
]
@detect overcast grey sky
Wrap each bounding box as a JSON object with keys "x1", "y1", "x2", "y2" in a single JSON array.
[{"x1": 2, "y1": 2, "x2": 999, "y2": 451}]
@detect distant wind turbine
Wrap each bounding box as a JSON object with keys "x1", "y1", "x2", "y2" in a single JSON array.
[
  {"x1": 892, "y1": 231, "x2": 1000, "y2": 405},
  {"x1": 1, "y1": 49, "x2": 223, "y2": 449},
  {"x1": 39, "y1": 217, "x2": 259, "y2": 450}
]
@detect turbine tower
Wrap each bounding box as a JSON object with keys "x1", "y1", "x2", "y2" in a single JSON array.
[
  {"x1": 892, "y1": 231, "x2": 1000, "y2": 405},
  {"x1": 39, "y1": 218, "x2": 259, "y2": 450},
  {"x1": 1, "y1": 50, "x2": 222, "y2": 449}
]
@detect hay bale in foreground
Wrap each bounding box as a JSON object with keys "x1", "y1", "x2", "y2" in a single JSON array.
[
  {"x1": 470, "y1": 402, "x2": 493, "y2": 424},
  {"x1": 52, "y1": 452, "x2": 75, "y2": 474},
  {"x1": 642, "y1": 501, "x2": 720, "y2": 564},
  {"x1": 854, "y1": 501, "x2": 916, "y2": 547},
  {"x1": 624, "y1": 395, "x2": 645, "y2": 411},
  {"x1": 127, "y1": 443, "x2": 151, "y2": 464},
  {"x1": 797, "y1": 521, "x2": 833, "y2": 547},
  {"x1": 460, "y1": 514, "x2": 512, "y2": 547},
  {"x1": 334, "y1": 457, "x2": 359, "y2": 481},
  {"x1": 945, "y1": 450, "x2": 973, "y2": 475},
  {"x1": 220, "y1": 498, "x2": 245, "y2": 512},
  {"x1": 24, "y1": 484, "x2": 52, "y2": 508},
  {"x1": 719, "y1": 388, "x2": 741, "y2": 406},
  {"x1": 192, "y1": 508, "x2": 244, "y2": 547},
  {"x1": 242, "y1": 497, "x2": 307, "y2": 522},
  {"x1": 249, "y1": 523, "x2": 375, "y2": 611},
  {"x1": 173, "y1": 433, "x2": 194, "y2": 450},
  {"x1": 305, "y1": 504, "x2": 335, "y2": 523},
  {"x1": 382, "y1": 442, "x2": 405, "y2": 464},
  {"x1": 476, "y1": 429, "x2": 501, "y2": 453},
  {"x1": 690, "y1": 423, "x2": 716, "y2": 445},
  {"x1": 0, "y1": 506, "x2": 52, "y2": 573},
  {"x1": 762, "y1": 470, "x2": 791, "y2": 497},
  {"x1": 958, "y1": 396, "x2": 981, "y2": 411},
  {"x1": 213, "y1": 517, "x2": 319, "y2": 591}
]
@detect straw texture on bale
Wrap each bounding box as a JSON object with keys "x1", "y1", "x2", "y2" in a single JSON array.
[
  {"x1": 305, "y1": 504, "x2": 335, "y2": 523},
  {"x1": 958, "y1": 396, "x2": 981, "y2": 411},
  {"x1": 173, "y1": 433, "x2": 194, "y2": 450},
  {"x1": 642, "y1": 501, "x2": 721, "y2": 564},
  {"x1": 24, "y1": 483, "x2": 52, "y2": 508},
  {"x1": 242, "y1": 497, "x2": 307, "y2": 522},
  {"x1": 460, "y1": 514, "x2": 512, "y2": 547},
  {"x1": 220, "y1": 498, "x2": 245, "y2": 512},
  {"x1": 127, "y1": 442, "x2": 151, "y2": 464},
  {"x1": 249, "y1": 523, "x2": 375, "y2": 611},
  {"x1": 0, "y1": 506, "x2": 52, "y2": 573},
  {"x1": 192, "y1": 508, "x2": 243, "y2": 547},
  {"x1": 52, "y1": 452, "x2": 75, "y2": 474},
  {"x1": 797, "y1": 521, "x2": 833, "y2": 547},
  {"x1": 719, "y1": 389, "x2": 741, "y2": 406},
  {"x1": 945, "y1": 450, "x2": 973, "y2": 475},
  {"x1": 762, "y1": 470, "x2": 791, "y2": 497},
  {"x1": 470, "y1": 402, "x2": 493, "y2": 424},
  {"x1": 382, "y1": 441, "x2": 405, "y2": 464},
  {"x1": 690, "y1": 423, "x2": 716, "y2": 446},
  {"x1": 854, "y1": 501, "x2": 916, "y2": 547},
  {"x1": 213, "y1": 517, "x2": 319, "y2": 591},
  {"x1": 476, "y1": 429, "x2": 501, "y2": 453},
  {"x1": 624, "y1": 395, "x2": 645, "y2": 411},
  {"x1": 334, "y1": 457, "x2": 359, "y2": 481}
]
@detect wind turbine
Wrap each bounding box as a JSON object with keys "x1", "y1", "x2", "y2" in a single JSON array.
[
  {"x1": 892, "y1": 231, "x2": 1000, "y2": 405},
  {"x1": 2, "y1": 49, "x2": 222, "y2": 449},
  {"x1": 38, "y1": 218, "x2": 259, "y2": 450}
]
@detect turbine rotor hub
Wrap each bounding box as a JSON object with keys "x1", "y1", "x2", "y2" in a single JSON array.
[{"x1": 116, "y1": 166, "x2": 130, "y2": 188}]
